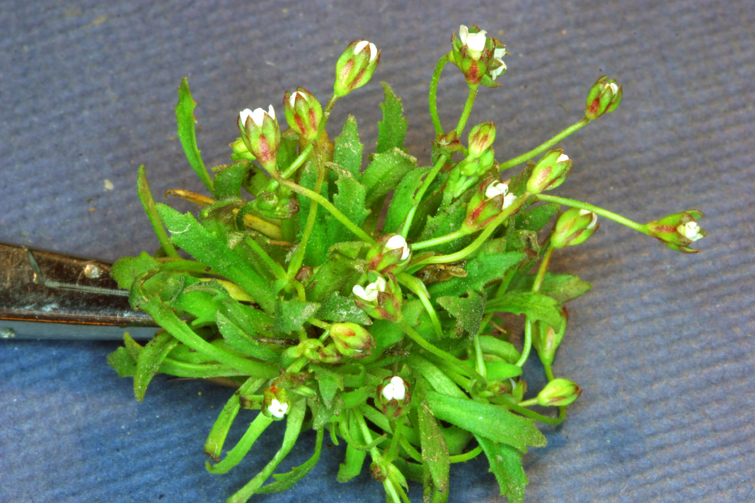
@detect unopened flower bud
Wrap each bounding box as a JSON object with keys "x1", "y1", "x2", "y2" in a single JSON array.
[
  {"x1": 334, "y1": 40, "x2": 380, "y2": 97},
  {"x1": 365, "y1": 234, "x2": 412, "y2": 273},
  {"x1": 263, "y1": 385, "x2": 290, "y2": 420},
  {"x1": 317, "y1": 343, "x2": 343, "y2": 364},
  {"x1": 551, "y1": 208, "x2": 599, "y2": 249},
  {"x1": 533, "y1": 311, "x2": 567, "y2": 369},
  {"x1": 329, "y1": 322, "x2": 375, "y2": 359},
  {"x1": 526, "y1": 149, "x2": 573, "y2": 194},
  {"x1": 450, "y1": 25, "x2": 499, "y2": 86},
  {"x1": 468, "y1": 122, "x2": 496, "y2": 158},
  {"x1": 376, "y1": 376, "x2": 411, "y2": 419},
  {"x1": 283, "y1": 87, "x2": 323, "y2": 141},
  {"x1": 585, "y1": 76, "x2": 622, "y2": 120},
  {"x1": 229, "y1": 137, "x2": 256, "y2": 161},
  {"x1": 463, "y1": 179, "x2": 519, "y2": 232},
  {"x1": 238, "y1": 105, "x2": 280, "y2": 171},
  {"x1": 537, "y1": 378, "x2": 582, "y2": 407},
  {"x1": 646, "y1": 209, "x2": 706, "y2": 253}
]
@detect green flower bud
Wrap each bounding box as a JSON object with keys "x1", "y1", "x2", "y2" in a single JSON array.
[
  {"x1": 376, "y1": 375, "x2": 411, "y2": 420},
  {"x1": 468, "y1": 121, "x2": 496, "y2": 158},
  {"x1": 238, "y1": 106, "x2": 281, "y2": 172},
  {"x1": 283, "y1": 87, "x2": 323, "y2": 142},
  {"x1": 585, "y1": 76, "x2": 622, "y2": 120},
  {"x1": 317, "y1": 343, "x2": 343, "y2": 364},
  {"x1": 334, "y1": 40, "x2": 380, "y2": 97},
  {"x1": 329, "y1": 322, "x2": 375, "y2": 359},
  {"x1": 537, "y1": 378, "x2": 582, "y2": 407},
  {"x1": 263, "y1": 385, "x2": 291, "y2": 420},
  {"x1": 551, "y1": 208, "x2": 599, "y2": 249},
  {"x1": 533, "y1": 310, "x2": 567, "y2": 368},
  {"x1": 526, "y1": 149, "x2": 573, "y2": 194},
  {"x1": 463, "y1": 179, "x2": 519, "y2": 232},
  {"x1": 229, "y1": 137, "x2": 256, "y2": 161},
  {"x1": 365, "y1": 234, "x2": 412, "y2": 274},
  {"x1": 646, "y1": 209, "x2": 706, "y2": 253},
  {"x1": 511, "y1": 377, "x2": 527, "y2": 402}
]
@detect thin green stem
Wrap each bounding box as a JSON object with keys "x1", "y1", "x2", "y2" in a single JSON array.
[
  {"x1": 397, "y1": 273, "x2": 443, "y2": 339},
  {"x1": 352, "y1": 409, "x2": 401, "y2": 503},
  {"x1": 428, "y1": 54, "x2": 449, "y2": 136},
  {"x1": 515, "y1": 320, "x2": 533, "y2": 368},
  {"x1": 281, "y1": 143, "x2": 314, "y2": 179},
  {"x1": 498, "y1": 118, "x2": 590, "y2": 171},
  {"x1": 536, "y1": 194, "x2": 650, "y2": 234},
  {"x1": 279, "y1": 178, "x2": 375, "y2": 244},
  {"x1": 507, "y1": 401, "x2": 567, "y2": 425},
  {"x1": 544, "y1": 363, "x2": 555, "y2": 382},
  {"x1": 455, "y1": 84, "x2": 480, "y2": 136},
  {"x1": 244, "y1": 237, "x2": 288, "y2": 281},
  {"x1": 533, "y1": 244, "x2": 554, "y2": 292},
  {"x1": 399, "y1": 154, "x2": 447, "y2": 238},
  {"x1": 411, "y1": 228, "x2": 468, "y2": 251},
  {"x1": 449, "y1": 444, "x2": 483, "y2": 463},
  {"x1": 286, "y1": 161, "x2": 327, "y2": 277},
  {"x1": 473, "y1": 332, "x2": 487, "y2": 379}
]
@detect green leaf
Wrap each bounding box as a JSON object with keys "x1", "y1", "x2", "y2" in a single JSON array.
[
  {"x1": 216, "y1": 311, "x2": 279, "y2": 362},
  {"x1": 428, "y1": 252, "x2": 525, "y2": 300},
  {"x1": 327, "y1": 164, "x2": 370, "y2": 246},
  {"x1": 486, "y1": 361, "x2": 523, "y2": 380},
  {"x1": 333, "y1": 115, "x2": 363, "y2": 180},
  {"x1": 376, "y1": 82, "x2": 407, "y2": 155},
  {"x1": 383, "y1": 166, "x2": 432, "y2": 234},
  {"x1": 417, "y1": 401, "x2": 450, "y2": 498},
  {"x1": 402, "y1": 299, "x2": 442, "y2": 341},
  {"x1": 306, "y1": 251, "x2": 360, "y2": 303},
  {"x1": 133, "y1": 331, "x2": 179, "y2": 402},
  {"x1": 514, "y1": 203, "x2": 560, "y2": 233},
  {"x1": 315, "y1": 293, "x2": 371, "y2": 325},
  {"x1": 206, "y1": 411, "x2": 275, "y2": 474},
  {"x1": 137, "y1": 165, "x2": 180, "y2": 258},
  {"x1": 212, "y1": 160, "x2": 251, "y2": 199},
  {"x1": 478, "y1": 335, "x2": 521, "y2": 364},
  {"x1": 256, "y1": 427, "x2": 325, "y2": 494},
  {"x1": 337, "y1": 412, "x2": 368, "y2": 483},
  {"x1": 425, "y1": 391, "x2": 546, "y2": 451},
  {"x1": 416, "y1": 192, "x2": 472, "y2": 255},
  {"x1": 486, "y1": 291, "x2": 563, "y2": 329},
  {"x1": 272, "y1": 300, "x2": 320, "y2": 333},
  {"x1": 509, "y1": 272, "x2": 592, "y2": 304},
  {"x1": 175, "y1": 77, "x2": 213, "y2": 192},
  {"x1": 276, "y1": 132, "x2": 299, "y2": 175},
  {"x1": 476, "y1": 434, "x2": 529, "y2": 503},
  {"x1": 361, "y1": 148, "x2": 418, "y2": 207},
  {"x1": 205, "y1": 377, "x2": 266, "y2": 461},
  {"x1": 107, "y1": 347, "x2": 137, "y2": 377},
  {"x1": 310, "y1": 364, "x2": 345, "y2": 408},
  {"x1": 437, "y1": 291, "x2": 485, "y2": 336},
  {"x1": 358, "y1": 319, "x2": 405, "y2": 364},
  {"x1": 155, "y1": 204, "x2": 276, "y2": 313},
  {"x1": 297, "y1": 161, "x2": 329, "y2": 267},
  {"x1": 406, "y1": 354, "x2": 466, "y2": 399},
  {"x1": 111, "y1": 252, "x2": 159, "y2": 290}
]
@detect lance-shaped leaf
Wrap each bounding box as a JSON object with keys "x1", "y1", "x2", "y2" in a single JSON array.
[
  {"x1": 297, "y1": 160, "x2": 329, "y2": 267},
  {"x1": 315, "y1": 292, "x2": 371, "y2": 325},
  {"x1": 428, "y1": 252, "x2": 525, "y2": 300},
  {"x1": 310, "y1": 364, "x2": 345, "y2": 408},
  {"x1": 273, "y1": 300, "x2": 320, "y2": 333},
  {"x1": 425, "y1": 391, "x2": 546, "y2": 452},
  {"x1": 485, "y1": 291, "x2": 563, "y2": 329},
  {"x1": 212, "y1": 160, "x2": 252, "y2": 199},
  {"x1": 383, "y1": 166, "x2": 432, "y2": 234},
  {"x1": 437, "y1": 290, "x2": 485, "y2": 336},
  {"x1": 205, "y1": 377, "x2": 266, "y2": 462},
  {"x1": 333, "y1": 115, "x2": 363, "y2": 180},
  {"x1": 133, "y1": 331, "x2": 179, "y2": 402},
  {"x1": 337, "y1": 411, "x2": 368, "y2": 483},
  {"x1": 327, "y1": 163, "x2": 370, "y2": 246},
  {"x1": 361, "y1": 148, "x2": 418, "y2": 207},
  {"x1": 175, "y1": 77, "x2": 213, "y2": 193},
  {"x1": 475, "y1": 434, "x2": 529, "y2": 503},
  {"x1": 107, "y1": 346, "x2": 137, "y2": 377},
  {"x1": 417, "y1": 401, "x2": 450, "y2": 500},
  {"x1": 255, "y1": 427, "x2": 325, "y2": 494},
  {"x1": 514, "y1": 202, "x2": 560, "y2": 233},
  {"x1": 509, "y1": 272, "x2": 593, "y2": 304},
  {"x1": 216, "y1": 311, "x2": 279, "y2": 362},
  {"x1": 376, "y1": 82, "x2": 407, "y2": 155},
  {"x1": 155, "y1": 204, "x2": 276, "y2": 313},
  {"x1": 206, "y1": 411, "x2": 275, "y2": 475}
]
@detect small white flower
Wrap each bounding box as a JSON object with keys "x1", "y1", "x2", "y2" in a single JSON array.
[
  {"x1": 352, "y1": 277, "x2": 387, "y2": 303},
  {"x1": 490, "y1": 47, "x2": 508, "y2": 80},
  {"x1": 355, "y1": 40, "x2": 379, "y2": 62},
  {"x1": 267, "y1": 399, "x2": 289, "y2": 419},
  {"x1": 385, "y1": 235, "x2": 411, "y2": 260},
  {"x1": 485, "y1": 181, "x2": 509, "y2": 199},
  {"x1": 382, "y1": 376, "x2": 406, "y2": 401},
  {"x1": 677, "y1": 221, "x2": 704, "y2": 241},
  {"x1": 240, "y1": 105, "x2": 275, "y2": 127},
  {"x1": 579, "y1": 209, "x2": 598, "y2": 229},
  {"x1": 557, "y1": 153, "x2": 570, "y2": 163},
  {"x1": 459, "y1": 25, "x2": 487, "y2": 60},
  {"x1": 502, "y1": 193, "x2": 518, "y2": 210}
]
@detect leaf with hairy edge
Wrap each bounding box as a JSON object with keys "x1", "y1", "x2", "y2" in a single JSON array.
[
  {"x1": 133, "y1": 331, "x2": 179, "y2": 402},
  {"x1": 425, "y1": 391, "x2": 546, "y2": 451},
  {"x1": 327, "y1": 164, "x2": 370, "y2": 246},
  {"x1": 107, "y1": 347, "x2": 137, "y2": 377},
  {"x1": 205, "y1": 377, "x2": 266, "y2": 462},
  {"x1": 428, "y1": 252, "x2": 525, "y2": 300},
  {"x1": 216, "y1": 311, "x2": 279, "y2": 362},
  {"x1": 297, "y1": 160, "x2": 330, "y2": 267},
  {"x1": 310, "y1": 364, "x2": 345, "y2": 408},
  {"x1": 383, "y1": 166, "x2": 432, "y2": 234},
  {"x1": 175, "y1": 77, "x2": 213, "y2": 193},
  {"x1": 212, "y1": 160, "x2": 251, "y2": 199},
  {"x1": 475, "y1": 434, "x2": 529, "y2": 503},
  {"x1": 361, "y1": 148, "x2": 418, "y2": 207},
  {"x1": 417, "y1": 401, "x2": 450, "y2": 500},
  {"x1": 376, "y1": 82, "x2": 407, "y2": 155},
  {"x1": 272, "y1": 300, "x2": 320, "y2": 333},
  {"x1": 509, "y1": 272, "x2": 593, "y2": 304},
  {"x1": 514, "y1": 202, "x2": 560, "y2": 233},
  {"x1": 111, "y1": 252, "x2": 159, "y2": 290},
  {"x1": 315, "y1": 292, "x2": 371, "y2": 325},
  {"x1": 333, "y1": 115, "x2": 363, "y2": 180},
  {"x1": 256, "y1": 427, "x2": 325, "y2": 494},
  {"x1": 155, "y1": 204, "x2": 276, "y2": 313},
  {"x1": 437, "y1": 291, "x2": 485, "y2": 336},
  {"x1": 486, "y1": 291, "x2": 563, "y2": 329}
]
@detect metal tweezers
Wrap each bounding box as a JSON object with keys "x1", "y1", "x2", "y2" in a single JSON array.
[{"x1": 0, "y1": 242, "x2": 156, "y2": 340}]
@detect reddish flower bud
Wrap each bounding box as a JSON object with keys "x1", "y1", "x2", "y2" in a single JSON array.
[
  {"x1": 263, "y1": 385, "x2": 290, "y2": 420},
  {"x1": 283, "y1": 87, "x2": 323, "y2": 141},
  {"x1": 376, "y1": 376, "x2": 411, "y2": 420},
  {"x1": 537, "y1": 378, "x2": 582, "y2": 407},
  {"x1": 526, "y1": 149, "x2": 573, "y2": 194},
  {"x1": 329, "y1": 323, "x2": 375, "y2": 359},
  {"x1": 468, "y1": 121, "x2": 496, "y2": 158},
  {"x1": 646, "y1": 209, "x2": 706, "y2": 253},
  {"x1": 551, "y1": 208, "x2": 599, "y2": 249},
  {"x1": 238, "y1": 105, "x2": 280, "y2": 172},
  {"x1": 334, "y1": 40, "x2": 380, "y2": 97},
  {"x1": 585, "y1": 76, "x2": 622, "y2": 120},
  {"x1": 365, "y1": 234, "x2": 412, "y2": 274}
]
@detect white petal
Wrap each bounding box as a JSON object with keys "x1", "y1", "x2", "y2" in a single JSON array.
[
  {"x1": 494, "y1": 47, "x2": 507, "y2": 59},
  {"x1": 352, "y1": 284, "x2": 370, "y2": 301},
  {"x1": 368, "y1": 42, "x2": 378, "y2": 62},
  {"x1": 289, "y1": 91, "x2": 304, "y2": 107},
  {"x1": 579, "y1": 210, "x2": 598, "y2": 229},
  {"x1": 239, "y1": 108, "x2": 253, "y2": 125},
  {"x1": 251, "y1": 108, "x2": 267, "y2": 126},
  {"x1": 385, "y1": 235, "x2": 410, "y2": 260},
  {"x1": 466, "y1": 30, "x2": 488, "y2": 53},
  {"x1": 485, "y1": 181, "x2": 509, "y2": 199},
  {"x1": 268, "y1": 399, "x2": 289, "y2": 418},
  {"x1": 459, "y1": 25, "x2": 469, "y2": 44},
  {"x1": 678, "y1": 222, "x2": 703, "y2": 241},
  {"x1": 355, "y1": 40, "x2": 368, "y2": 53},
  {"x1": 557, "y1": 153, "x2": 570, "y2": 163},
  {"x1": 267, "y1": 105, "x2": 276, "y2": 120},
  {"x1": 382, "y1": 376, "x2": 406, "y2": 401},
  {"x1": 502, "y1": 193, "x2": 518, "y2": 210},
  {"x1": 607, "y1": 82, "x2": 619, "y2": 93}
]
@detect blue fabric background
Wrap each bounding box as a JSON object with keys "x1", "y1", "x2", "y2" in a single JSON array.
[{"x1": 1, "y1": 1, "x2": 753, "y2": 502}]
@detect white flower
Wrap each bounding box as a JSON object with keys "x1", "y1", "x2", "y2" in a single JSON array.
[
  {"x1": 485, "y1": 181, "x2": 509, "y2": 199},
  {"x1": 239, "y1": 105, "x2": 275, "y2": 127},
  {"x1": 355, "y1": 40, "x2": 379, "y2": 62},
  {"x1": 490, "y1": 47, "x2": 508, "y2": 80},
  {"x1": 502, "y1": 193, "x2": 518, "y2": 210},
  {"x1": 557, "y1": 153, "x2": 570, "y2": 163},
  {"x1": 579, "y1": 209, "x2": 598, "y2": 229},
  {"x1": 381, "y1": 376, "x2": 406, "y2": 401},
  {"x1": 267, "y1": 399, "x2": 289, "y2": 419},
  {"x1": 459, "y1": 25, "x2": 487, "y2": 60},
  {"x1": 677, "y1": 221, "x2": 704, "y2": 241},
  {"x1": 385, "y1": 234, "x2": 411, "y2": 260},
  {"x1": 352, "y1": 277, "x2": 387, "y2": 303}
]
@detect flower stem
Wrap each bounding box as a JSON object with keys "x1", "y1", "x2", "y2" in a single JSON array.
[
  {"x1": 514, "y1": 245, "x2": 553, "y2": 368},
  {"x1": 515, "y1": 319, "x2": 534, "y2": 368},
  {"x1": 352, "y1": 409, "x2": 401, "y2": 503},
  {"x1": 286, "y1": 160, "x2": 326, "y2": 277},
  {"x1": 498, "y1": 118, "x2": 590, "y2": 171},
  {"x1": 411, "y1": 228, "x2": 468, "y2": 251},
  {"x1": 507, "y1": 402, "x2": 567, "y2": 425},
  {"x1": 397, "y1": 273, "x2": 444, "y2": 339},
  {"x1": 399, "y1": 154, "x2": 447, "y2": 238},
  {"x1": 537, "y1": 194, "x2": 650, "y2": 235},
  {"x1": 428, "y1": 54, "x2": 449, "y2": 136},
  {"x1": 449, "y1": 444, "x2": 483, "y2": 463},
  {"x1": 281, "y1": 143, "x2": 314, "y2": 179},
  {"x1": 455, "y1": 84, "x2": 480, "y2": 136},
  {"x1": 244, "y1": 237, "x2": 288, "y2": 281}
]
